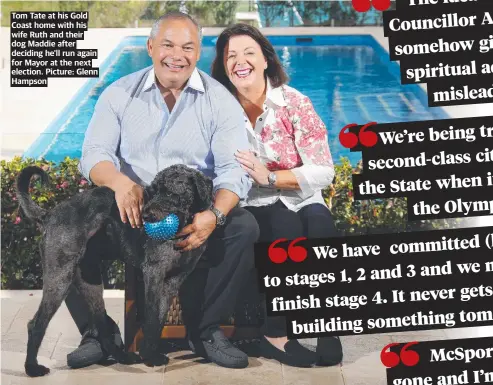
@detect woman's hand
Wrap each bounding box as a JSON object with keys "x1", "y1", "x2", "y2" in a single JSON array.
[{"x1": 235, "y1": 150, "x2": 270, "y2": 186}]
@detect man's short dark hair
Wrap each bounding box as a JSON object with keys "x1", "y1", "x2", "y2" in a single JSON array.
[{"x1": 150, "y1": 11, "x2": 202, "y2": 43}]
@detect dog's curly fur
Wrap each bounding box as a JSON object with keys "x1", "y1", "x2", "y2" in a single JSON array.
[{"x1": 16, "y1": 164, "x2": 213, "y2": 376}]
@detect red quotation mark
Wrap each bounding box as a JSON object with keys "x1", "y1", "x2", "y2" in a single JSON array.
[
  {"x1": 268, "y1": 237, "x2": 308, "y2": 264},
  {"x1": 380, "y1": 342, "x2": 420, "y2": 368},
  {"x1": 352, "y1": 0, "x2": 391, "y2": 12},
  {"x1": 339, "y1": 122, "x2": 378, "y2": 149}
]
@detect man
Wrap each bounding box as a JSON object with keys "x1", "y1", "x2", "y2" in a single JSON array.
[{"x1": 66, "y1": 11, "x2": 259, "y2": 369}]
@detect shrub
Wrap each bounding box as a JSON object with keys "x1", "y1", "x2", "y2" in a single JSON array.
[
  {"x1": 324, "y1": 157, "x2": 458, "y2": 235},
  {"x1": 1, "y1": 156, "x2": 455, "y2": 289}
]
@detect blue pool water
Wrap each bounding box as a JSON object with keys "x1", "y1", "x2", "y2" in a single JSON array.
[{"x1": 24, "y1": 35, "x2": 448, "y2": 166}]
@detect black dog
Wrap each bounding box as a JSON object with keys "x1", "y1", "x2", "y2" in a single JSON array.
[{"x1": 16, "y1": 164, "x2": 213, "y2": 377}]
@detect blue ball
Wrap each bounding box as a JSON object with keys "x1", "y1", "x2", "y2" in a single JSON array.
[{"x1": 144, "y1": 213, "x2": 180, "y2": 240}]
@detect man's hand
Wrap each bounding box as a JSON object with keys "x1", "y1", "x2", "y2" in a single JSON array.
[
  {"x1": 114, "y1": 179, "x2": 144, "y2": 228},
  {"x1": 176, "y1": 210, "x2": 217, "y2": 252}
]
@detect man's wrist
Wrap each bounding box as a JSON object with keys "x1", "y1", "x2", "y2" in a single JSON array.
[
  {"x1": 108, "y1": 173, "x2": 134, "y2": 192},
  {"x1": 211, "y1": 189, "x2": 239, "y2": 216},
  {"x1": 209, "y1": 205, "x2": 227, "y2": 227},
  {"x1": 202, "y1": 209, "x2": 217, "y2": 228}
]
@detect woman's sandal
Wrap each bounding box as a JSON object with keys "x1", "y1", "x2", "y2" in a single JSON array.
[
  {"x1": 316, "y1": 336, "x2": 343, "y2": 366},
  {"x1": 259, "y1": 336, "x2": 318, "y2": 367}
]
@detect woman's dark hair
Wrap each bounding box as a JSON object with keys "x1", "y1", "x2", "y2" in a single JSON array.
[{"x1": 211, "y1": 23, "x2": 289, "y2": 93}]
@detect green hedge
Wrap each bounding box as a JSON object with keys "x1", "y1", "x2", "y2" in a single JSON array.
[
  {"x1": 1, "y1": 156, "x2": 453, "y2": 289},
  {"x1": 1, "y1": 156, "x2": 124, "y2": 289}
]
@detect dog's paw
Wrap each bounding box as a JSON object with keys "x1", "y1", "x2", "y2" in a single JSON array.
[
  {"x1": 143, "y1": 353, "x2": 169, "y2": 367},
  {"x1": 25, "y1": 363, "x2": 50, "y2": 377}
]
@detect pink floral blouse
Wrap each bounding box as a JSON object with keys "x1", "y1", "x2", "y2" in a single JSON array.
[{"x1": 241, "y1": 81, "x2": 335, "y2": 211}]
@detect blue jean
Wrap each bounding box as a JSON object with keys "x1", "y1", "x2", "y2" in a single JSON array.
[{"x1": 244, "y1": 200, "x2": 338, "y2": 337}]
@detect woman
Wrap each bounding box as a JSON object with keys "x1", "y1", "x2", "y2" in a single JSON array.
[{"x1": 212, "y1": 24, "x2": 343, "y2": 368}]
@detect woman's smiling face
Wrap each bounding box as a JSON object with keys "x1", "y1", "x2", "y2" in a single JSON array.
[{"x1": 224, "y1": 35, "x2": 267, "y2": 91}]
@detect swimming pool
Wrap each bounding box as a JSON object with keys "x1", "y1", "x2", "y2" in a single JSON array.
[
  {"x1": 24, "y1": 35, "x2": 449, "y2": 165},
  {"x1": 257, "y1": 1, "x2": 383, "y2": 27}
]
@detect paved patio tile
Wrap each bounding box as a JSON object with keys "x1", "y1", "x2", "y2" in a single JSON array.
[
  {"x1": 339, "y1": 334, "x2": 390, "y2": 385},
  {"x1": 282, "y1": 364, "x2": 343, "y2": 385},
  {"x1": 386, "y1": 329, "x2": 447, "y2": 339},
  {"x1": 444, "y1": 326, "x2": 493, "y2": 339},
  {"x1": 2, "y1": 332, "x2": 60, "y2": 359},
  {"x1": 1, "y1": 351, "x2": 165, "y2": 385},
  {"x1": 340, "y1": 334, "x2": 392, "y2": 366},
  {"x1": 3, "y1": 295, "x2": 489, "y2": 385},
  {"x1": 1, "y1": 351, "x2": 58, "y2": 385},
  {"x1": 390, "y1": 334, "x2": 444, "y2": 343},
  {"x1": 341, "y1": 350, "x2": 386, "y2": 385},
  {"x1": 1, "y1": 300, "x2": 23, "y2": 337},
  {"x1": 165, "y1": 350, "x2": 284, "y2": 385}
]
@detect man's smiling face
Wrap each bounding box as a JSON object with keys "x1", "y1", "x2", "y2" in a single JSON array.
[{"x1": 147, "y1": 17, "x2": 200, "y2": 90}]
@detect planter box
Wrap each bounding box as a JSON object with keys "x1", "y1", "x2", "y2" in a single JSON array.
[{"x1": 124, "y1": 264, "x2": 263, "y2": 352}]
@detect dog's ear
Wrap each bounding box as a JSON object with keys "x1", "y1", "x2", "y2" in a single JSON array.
[
  {"x1": 143, "y1": 188, "x2": 152, "y2": 204},
  {"x1": 144, "y1": 180, "x2": 159, "y2": 203},
  {"x1": 189, "y1": 170, "x2": 213, "y2": 212}
]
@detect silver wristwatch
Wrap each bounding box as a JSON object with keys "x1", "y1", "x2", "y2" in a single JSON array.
[
  {"x1": 267, "y1": 172, "x2": 277, "y2": 187},
  {"x1": 209, "y1": 205, "x2": 227, "y2": 227}
]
